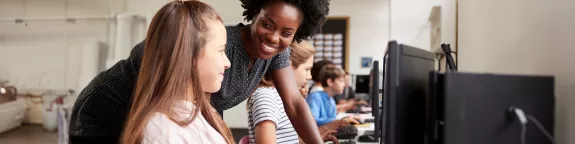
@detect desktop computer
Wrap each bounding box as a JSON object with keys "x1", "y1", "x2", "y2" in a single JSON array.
[
  {"x1": 374, "y1": 40, "x2": 556, "y2": 144},
  {"x1": 382, "y1": 41, "x2": 435, "y2": 144},
  {"x1": 428, "y1": 72, "x2": 555, "y2": 144},
  {"x1": 355, "y1": 75, "x2": 370, "y2": 94}
]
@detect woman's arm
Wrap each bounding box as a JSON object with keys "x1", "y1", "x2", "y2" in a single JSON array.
[
  {"x1": 254, "y1": 121, "x2": 277, "y2": 144},
  {"x1": 271, "y1": 68, "x2": 323, "y2": 144}
]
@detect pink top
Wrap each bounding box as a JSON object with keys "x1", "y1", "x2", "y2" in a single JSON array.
[{"x1": 142, "y1": 101, "x2": 227, "y2": 144}]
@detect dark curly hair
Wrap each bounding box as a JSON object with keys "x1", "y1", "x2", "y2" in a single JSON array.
[{"x1": 240, "y1": 0, "x2": 330, "y2": 42}]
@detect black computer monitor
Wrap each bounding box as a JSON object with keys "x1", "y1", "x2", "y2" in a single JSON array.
[
  {"x1": 371, "y1": 61, "x2": 381, "y2": 138},
  {"x1": 355, "y1": 75, "x2": 370, "y2": 94},
  {"x1": 357, "y1": 60, "x2": 383, "y2": 143},
  {"x1": 438, "y1": 72, "x2": 555, "y2": 144},
  {"x1": 383, "y1": 41, "x2": 435, "y2": 144},
  {"x1": 371, "y1": 61, "x2": 380, "y2": 117}
]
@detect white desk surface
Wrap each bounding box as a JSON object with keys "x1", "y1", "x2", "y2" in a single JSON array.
[{"x1": 328, "y1": 112, "x2": 380, "y2": 144}]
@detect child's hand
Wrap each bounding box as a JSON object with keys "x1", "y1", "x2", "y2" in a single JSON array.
[
  {"x1": 356, "y1": 99, "x2": 369, "y2": 106},
  {"x1": 343, "y1": 117, "x2": 360, "y2": 124},
  {"x1": 322, "y1": 120, "x2": 349, "y2": 131}
]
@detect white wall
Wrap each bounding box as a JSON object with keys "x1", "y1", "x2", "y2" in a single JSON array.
[
  {"x1": 458, "y1": 0, "x2": 575, "y2": 143},
  {"x1": 0, "y1": 0, "x2": 146, "y2": 92},
  {"x1": 390, "y1": 0, "x2": 441, "y2": 51},
  {"x1": 0, "y1": 0, "x2": 117, "y2": 90}
]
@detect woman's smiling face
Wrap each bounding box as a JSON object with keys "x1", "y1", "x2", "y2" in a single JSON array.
[{"x1": 249, "y1": 1, "x2": 302, "y2": 60}]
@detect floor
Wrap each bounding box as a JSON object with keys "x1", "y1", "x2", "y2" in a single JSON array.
[{"x1": 0, "y1": 125, "x2": 58, "y2": 144}]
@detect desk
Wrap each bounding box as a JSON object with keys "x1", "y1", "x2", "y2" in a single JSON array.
[
  {"x1": 325, "y1": 123, "x2": 379, "y2": 144},
  {"x1": 328, "y1": 112, "x2": 380, "y2": 144},
  {"x1": 336, "y1": 113, "x2": 374, "y2": 121}
]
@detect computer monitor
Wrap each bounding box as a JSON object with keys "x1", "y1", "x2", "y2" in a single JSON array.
[
  {"x1": 383, "y1": 41, "x2": 435, "y2": 144},
  {"x1": 355, "y1": 75, "x2": 370, "y2": 94},
  {"x1": 371, "y1": 61, "x2": 380, "y2": 117},
  {"x1": 357, "y1": 61, "x2": 383, "y2": 143},
  {"x1": 438, "y1": 72, "x2": 555, "y2": 144}
]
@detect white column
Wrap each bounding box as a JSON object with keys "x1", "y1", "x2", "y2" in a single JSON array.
[
  {"x1": 78, "y1": 40, "x2": 101, "y2": 90},
  {"x1": 114, "y1": 13, "x2": 135, "y2": 62},
  {"x1": 105, "y1": 13, "x2": 117, "y2": 69}
]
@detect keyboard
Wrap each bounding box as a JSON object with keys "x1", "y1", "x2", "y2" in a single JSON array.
[
  {"x1": 334, "y1": 125, "x2": 358, "y2": 139},
  {"x1": 364, "y1": 118, "x2": 375, "y2": 123},
  {"x1": 346, "y1": 105, "x2": 369, "y2": 114},
  {"x1": 339, "y1": 139, "x2": 357, "y2": 144}
]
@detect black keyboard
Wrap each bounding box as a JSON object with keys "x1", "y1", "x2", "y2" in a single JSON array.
[
  {"x1": 339, "y1": 139, "x2": 357, "y2": 144},
  {"x1": 334, "y1": 125, "x2": 358, "y2": 139},
  {"x1": 364, "y1": 118, "x2": 375, "y2": 123},
  {"x1": 346, "y1": 105, "x2": 369, "y2": 114}
]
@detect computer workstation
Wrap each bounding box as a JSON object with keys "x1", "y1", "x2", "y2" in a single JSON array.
[
  {"x1": 330, "y1": 60, "x2": 383, "y2": 144},
  {"x1": 381, "y1": 40, "x2": 556, "y2": 144},
  {"x1": 332, "y1": 40, "x2": 556, "y2": 144}
]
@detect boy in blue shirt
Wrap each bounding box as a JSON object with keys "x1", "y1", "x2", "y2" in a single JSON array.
[{"x1": 306, "y1": 65, "x2": 358, "y2": 126}]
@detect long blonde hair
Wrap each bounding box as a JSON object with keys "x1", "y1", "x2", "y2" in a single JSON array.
[
  {"x1": 247, "y1": 41, "x2": 316, "y2": 107},
  {"x1": 120, "y1": 1, "x2": 234, "y2": 144}
]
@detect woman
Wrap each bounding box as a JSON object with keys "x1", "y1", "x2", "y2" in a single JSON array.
[
  {"x1": 120, "y1": 1, "x2": 233, "y2": 144},
  {"x1": 69, "y1": 0, "x2": 330, "y2": 143}
]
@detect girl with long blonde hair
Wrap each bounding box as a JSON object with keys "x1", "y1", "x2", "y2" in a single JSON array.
[{"x1": 120, "y1": 1, "x2": 234, "y2": 143}]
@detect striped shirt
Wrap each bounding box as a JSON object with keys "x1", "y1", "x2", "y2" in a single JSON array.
[{"x1": 248, "y1": 87, "x2": 299, "y2": 144}]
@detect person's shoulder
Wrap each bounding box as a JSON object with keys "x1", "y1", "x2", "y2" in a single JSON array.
[
  {"x1": 252, "y1": 87, "x2": 280, "y2": 102},
  {"x1": 142, "y1": 113, "x2": 182, "y2": 143},
  {"x1": 254, "y1": 87, "x2": 278, "y2": 95},
  {"x1": 225, "y1": 23, "x2": 244, "y2": 42},
  {"x1": 224, "y1": 23, "x2": 245, "y2": 54},
  {"x1": 272, "y1": 46, "x2": 290, "y2": 59},
  {"x1": 145, "y1": 112, "x2": 173, "y2": 131},
  {"x1": 307, "y1": 91, "x2": 326, "y2": 99},
  {"x1": 309, "y1": 91, "x2": 324, "y2": 96}
]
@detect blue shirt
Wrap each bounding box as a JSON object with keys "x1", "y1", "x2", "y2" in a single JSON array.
[{"x1": 306, "y1": 91, "x2": 338, "y2": 126}]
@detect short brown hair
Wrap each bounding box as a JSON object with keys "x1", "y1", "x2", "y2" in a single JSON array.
[
  {"x1": 319, "y1": 65, "x2": 346, "y2": 86},
  {"x1": 311, "y1": 60, "x2": 335, "y2": 82}
]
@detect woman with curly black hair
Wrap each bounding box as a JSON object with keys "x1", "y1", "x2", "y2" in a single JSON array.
[
  {"x1": 220, "y1": 0, "x2": 331, "y2": 143},
  {"x1": 69, "y1": 0, "x2": 330, "y2": 143}
]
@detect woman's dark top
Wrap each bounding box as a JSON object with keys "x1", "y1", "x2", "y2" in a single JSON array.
[{"x1": 68, "y1": 23, "x2": 290, "y2": 143}]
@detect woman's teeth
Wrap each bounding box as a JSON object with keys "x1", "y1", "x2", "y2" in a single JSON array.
[{"x1": 263, "y1": 43, "x2": 275, "y2": 51}]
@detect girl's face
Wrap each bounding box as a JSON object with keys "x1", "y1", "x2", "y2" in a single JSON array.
[
  {"x1": 197, "y1": 19, "x2": 231, "y2": 93},
  {"x1": 250, "y1": 1, "x2": 302, "y2": 60},
  {"x1": 292, "y1": 56, "x2": 314, "y2": 88}
]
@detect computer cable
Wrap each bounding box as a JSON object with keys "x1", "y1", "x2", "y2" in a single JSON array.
[
  {"x1": 509, "y1": 107, "x2": 528, "y2": 144},
  {"x1": 509, "y1": 106, "x2": 557, "y2": 144},
  {"x1": 526, "y1": 114, "x2": 557, "y2": 144}
]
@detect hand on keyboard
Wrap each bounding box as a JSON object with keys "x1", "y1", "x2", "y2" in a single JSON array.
[
  {"x1": 321, "y1": 130, "x2": 339, "y2": 144},
  {"x1": 322, "y1": 120, "x2": 349, "y2": 131},
  {"x1": 343, "y1": 116, "x2": 360, "y2": 124}
]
